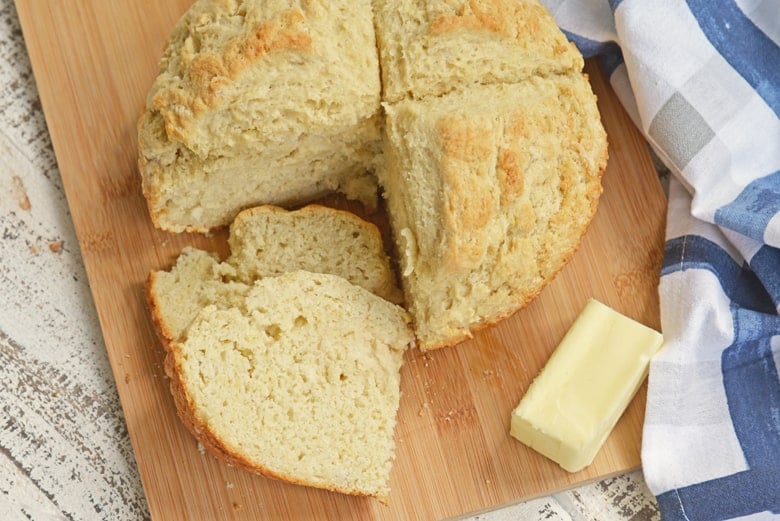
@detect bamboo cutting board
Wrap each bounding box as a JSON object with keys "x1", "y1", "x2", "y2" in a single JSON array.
[{"x1": 15, "y1": 1, "x2": 666, "y2": 519}]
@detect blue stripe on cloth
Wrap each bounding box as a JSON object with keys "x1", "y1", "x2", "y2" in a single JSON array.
[
  {"x1": 751, "y1": 245, "x2": 780, "y2": 308},
  {"x1": 608, "y1": 0, "x2": 625, "y2": 12},
  {"x1": 561, "y1": 29, "x2": 621, "y2": 61},
  {"x1": 657, "y1": 467, "x2": 780, "y2": 521},
  {"x1": 714, "y1": 170, "x2": 780, "y2": 244},
  {"x1": 662, "y1": 235, "x2": 776, "y2": 313},
  {"x1": 722, "y1": 335, "x2": 780, "y2": 468},
  {"x1": 560, "y1": 29, "x2": 624, "y2": 77},
  {"x1": 598, "y1": 46, "x2": 625, "y2": 78},
  {"x1": 685, "y1": 0, "x2": 780, "y2": 117},
  {"x1": 731, "y1": 308, "x2": 780, "y2": 344}
]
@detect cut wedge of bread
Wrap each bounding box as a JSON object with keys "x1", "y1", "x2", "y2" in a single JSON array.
[
  {"x1": 138, "y1": 0, "x2": 382, "y2": 232},
  {"x1": 228, "y1": 205, "x2": 402, "y2": 303},
  {"x1": 147, "y1": 247, "x2": 250, "y2": 347},
  {"x1": 379, "y1": 76, "x2": 607, "y2": 349},
  {"x1": 165, "y1": 271, "x2": 413, "y2": 501},
  {"x1": 373, "y1": 0, "x2": 584, "y2": 103},
  {"x1": 147, "y1": 204, "x2": 403, "y2": 348},
  {"x1": 147, "y1": 205, "x2": 412, "y2": 500}
]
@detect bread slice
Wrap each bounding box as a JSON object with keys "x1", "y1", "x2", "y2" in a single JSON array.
[
  {"x1": 165, "y1": 271, "x2": 414, "y2": 501},
  {"x1": 228, "y1": 205, "x2": 402, "y2": 303},
  {"x1": 138, "y1": 0, "x2": 382, "y2": 232},
  {"x1": 379, "y1": 75, "x2": 607, "y2": 349},
  {"x1": 373, "y1": 0, "x2": 583, "y2": 103},
  {"x1": 147, "y1": 247, "x2": 250, "y2": 347},
  {"x1": 147, "y1": 204, "x2": 402, "y2": 348}
]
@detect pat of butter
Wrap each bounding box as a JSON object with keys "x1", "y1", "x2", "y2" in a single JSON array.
[{"x1": 510, "y1": 299, "x2": 663, "y2": 473}]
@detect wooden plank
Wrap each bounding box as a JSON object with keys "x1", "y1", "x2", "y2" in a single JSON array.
[{"x1": 14, "y1": 1, "x2": 666, "y2": 519}]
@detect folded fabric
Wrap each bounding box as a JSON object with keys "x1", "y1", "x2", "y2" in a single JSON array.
[{"x1": 541, "y1": 1, "x2": 780, "y2": 519}]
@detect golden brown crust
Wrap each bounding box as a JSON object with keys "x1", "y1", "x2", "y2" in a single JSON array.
[
  {"x1": 422, "y1": 141, "x2": 608, "y2": 352},
  {"x1": 436, "y1": 116, "x2": 497, "y2": 272},
  {"x1": 151, "y1": 6, "x2": 312, "y2": 143},
  {"x1": 430, "y1": 0, "x2": 543, "y2": 40},
  {"x1": 137, "y1": 0, "x2": 384, "y2": 233},
  {"x1": 145, "y1": 272, "x2": 177, "y2": 352},
  {"x1": 496, "y1": 147, "x2": 525, "y2": 207}
]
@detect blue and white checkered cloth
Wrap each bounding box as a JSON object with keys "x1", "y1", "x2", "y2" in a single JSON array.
[{"x1": 541, "y1": 1, "x2": 780, "y2": 519}]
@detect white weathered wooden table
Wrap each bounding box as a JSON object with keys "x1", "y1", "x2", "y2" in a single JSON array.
[{"x1": 0, "y1": 0, "x2": 661, "y2": 518}]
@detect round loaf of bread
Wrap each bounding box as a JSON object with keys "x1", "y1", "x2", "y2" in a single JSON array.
[
  {"x1": 140, "y1": 0, "x2": 608, "y2": 352},
  {"x1": 144, "y1": 0, "x2": 609, "y2": 499}
]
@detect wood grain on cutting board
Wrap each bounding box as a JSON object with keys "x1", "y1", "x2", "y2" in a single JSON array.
[{"x1": 14, "y1": 1, "x2": 666, "y2": 519}]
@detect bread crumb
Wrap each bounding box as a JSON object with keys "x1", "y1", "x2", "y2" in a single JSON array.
[
  {"x1": 48, "y1": 240, "x2": 63, "y2": 253},
  {"x1": 232, "y1": 502, "x2": 242, "y2": 510},
  {"x1": 29, "y1": 244, "x2": 40, "y2": 255},
  {"x1": 197, "y1": 442, "x2": 206, "y2": 455},
  {"x1": 226, "y1": 481, "x2": 234, "y2": 489}
]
